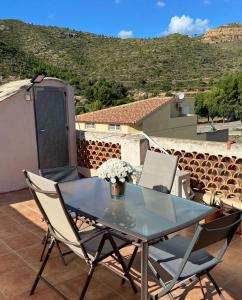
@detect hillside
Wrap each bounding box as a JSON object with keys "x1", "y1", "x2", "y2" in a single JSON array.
[{"x1": 0, "y1": 19, "x2": 242, "y2": 93}]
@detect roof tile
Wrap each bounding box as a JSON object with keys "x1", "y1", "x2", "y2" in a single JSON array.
[{"x1": 76, "y1": 97, "x2": 174, "y2": 125}]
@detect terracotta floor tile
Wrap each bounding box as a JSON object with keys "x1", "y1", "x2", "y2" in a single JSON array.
[
  {"x1": 17, "y1": 242, "x2": 75, "y2": 270},
  {"x1": 0, "y1": 215, "x2": 17, "y2": 226},
  {"x1": 3, "y1": 207, "x2": 41, "y2": 225},
  {"x1": 0, "y1": 265, "x2": 40, "y2": 298},
  {"x1": 14, "y1": 288, "x2": 62, "y2": 300},
  {"x1": 18, "y1": 222, "x2": 46, "y2": 239},
  {"x1": 0, "y1": 191, "x2": 242, "y2": 300},
  {"x1": 22, "y1": 200, "x2": 41, "y2": 212},
  {"x1": 85, "y1": 281, "x2": 128, "y2": 300},
  {"x1": 42, "y1": 254, "x2": 87, "y2": 285},
  {"x1": 0, "y1": 210, "x2": 7, "y2": 217},
  {"x1": 3, "y1": 231, "x2": 40, "y2": 251},
  {"x1": 56, "y1": 275, "x2": 126, "y2": 300},
  {"x1": 0, "y1": 240, "x2": 12, "y2": 257},
  {"x1": 0, "y1": 222, "x2": 30, "y2": 239},
  {"x1": 17, "y1": 243, "x2": 49, "y2": 269},
  {"x1": 3, "y1": 189, "x2": 32, "y2": 203},
  {"x1": 0, "y1": 252, "x2": 25, "y2": 273}
]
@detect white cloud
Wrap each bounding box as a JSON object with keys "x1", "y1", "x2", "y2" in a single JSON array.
[
  {"x1": 163, "y1": 15, "x2": 210, "y2": 36},
  {"x1": 114, "y1": 0, "x2": 122, "y2": 4},
  {"x1": 157, "y1": 1, "x2": 166, "y2": 7},
  {"x1": 118, "y1": 30, "x2": 133, "y2": 39}
]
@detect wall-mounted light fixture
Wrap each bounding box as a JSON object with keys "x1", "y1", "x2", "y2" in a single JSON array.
[{"x1": 26, "y1": 72, "x2": 47, "y2": 91}]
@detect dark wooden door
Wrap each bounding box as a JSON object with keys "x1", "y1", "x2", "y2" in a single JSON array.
[{"x1": 34, "y1": 87, "x2": 69, "y2": 169}]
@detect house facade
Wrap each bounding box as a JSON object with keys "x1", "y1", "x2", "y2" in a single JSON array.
[{"x1": 76, "y1": 97, "x2": 198, "y2": 140}]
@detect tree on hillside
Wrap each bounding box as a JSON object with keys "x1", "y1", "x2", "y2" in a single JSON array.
[
  {"x1": 80, "y1": 79, "x2": 131, "y2": 112},
  {"x1": 195, "y1": 72, "x2": 242, "y2": 122},
  {"x1": 83, "y1": 79, "x2": 128, "y2": 107},
  {"x1": 204, "y1": 87, "x2": 225, "y2": 120},
  {"x1": 216, "y1": 72, "x2": 242, "y2": 121},
  {"x1": 219, "y1": 102, "x2": 235, "y2": 122},
  {"x1": 216, "y1": 73, "x2": 239, "y2": 104},
  {"x1": 236, "y1": 73, "x2": 242, "y2": 121},
  {"x1": 195, "y1": 93, "x2": 209, "y2": 121},
  {"x1": 85, "y1": 100, "x2": 103, "y2": 112}
]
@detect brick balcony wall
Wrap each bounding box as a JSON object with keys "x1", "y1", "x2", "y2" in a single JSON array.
[
  {"x1": 76, "y1": 130, "x2": 242, "y2": 198},
  {"x1": 77, "y1": 139, "x2": 121, "y2": 170},
  {"x1": 150, "y1": 137, "x2": 242, "y2": 198}
]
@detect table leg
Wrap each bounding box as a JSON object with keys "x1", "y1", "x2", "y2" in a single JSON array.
[{"x1": 141, "y1": 241, "x2": 148, "y2": 300}]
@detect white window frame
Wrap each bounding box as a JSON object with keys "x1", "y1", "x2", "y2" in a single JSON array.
[
  {"x1": 85, "y1": 122, "x2": 95, "y2": 129},
  {"x1": 108, "y1": 124, "x2": 121, "y2": 131}
]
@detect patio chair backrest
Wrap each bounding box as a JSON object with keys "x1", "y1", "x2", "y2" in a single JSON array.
[
  {"x1": 192, "y1": 211, "x2": 242, "y2": 252},
  {"x1": 24, "y1": 170, "x2": 80, "y2": 244},
  {"x1": 139, "y1": 150, "x2": 178, "y2": 193},
  {"x1": 39, "y1": 166, "x2": 79, "y2": 183}
]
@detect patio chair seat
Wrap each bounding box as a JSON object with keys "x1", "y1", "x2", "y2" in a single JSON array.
[
  {"x1": 149, "y1": 235, "x2": 218, "y2": 279},
  {"x1": 68, "y1": 227, "x2": 129, "y2": 259}
]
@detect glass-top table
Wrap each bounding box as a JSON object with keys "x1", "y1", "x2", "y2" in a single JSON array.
[{"x1": 59, "y1": 177, "x2": 215, "y2": 300}]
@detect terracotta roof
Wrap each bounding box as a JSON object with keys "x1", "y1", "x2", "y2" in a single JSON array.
[{"x1": 76, "y1": 97, "x2": 174, "y2": 125}]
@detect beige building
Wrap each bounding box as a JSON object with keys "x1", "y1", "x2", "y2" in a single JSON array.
[
  {"x1": 76, "y1": 97, "x2": 198, "y2": 139},
  {"x1": 0, "y1": 78, "x2": 77, "y2": 193}
]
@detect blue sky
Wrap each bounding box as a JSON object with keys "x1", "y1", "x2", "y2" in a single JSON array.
[{"x1": 0, "y1": 0, "x2": 241, "y2": 38}]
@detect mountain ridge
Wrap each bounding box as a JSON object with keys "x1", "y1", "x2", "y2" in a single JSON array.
[{"x1": 0, "y1": 19, "x2": 241, "y2": 93}]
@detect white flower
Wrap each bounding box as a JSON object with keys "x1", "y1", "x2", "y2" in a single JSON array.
[
  {"x1": 111, "y1": 177, "x2": 116, "y2": 183},
  {"x1": 97, "y1": 158, "x2": 134, "y2": 183}
]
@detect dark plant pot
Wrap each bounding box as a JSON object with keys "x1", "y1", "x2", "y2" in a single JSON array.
[
  {"x1": 205, "y1": 208, "x2": 224, "y2": 223},
  {"x1": 110, "y1": 181, "x2": 125, "y2": 197}
]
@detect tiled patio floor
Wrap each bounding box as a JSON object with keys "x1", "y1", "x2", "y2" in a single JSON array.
[{"x1": 0, "y1": 189, "x2": 242, "y2": 300}]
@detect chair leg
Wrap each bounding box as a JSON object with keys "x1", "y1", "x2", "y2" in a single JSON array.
[
  {"x1": 78, "y1": 264, "x2": 96, "y2": 300},
  {"x1": 30, "y1": 239, "x2": 55, "y2": 295},
  {"x1": 40, "y1": 228, "x2": 51, "y2": 261},
  {"x1": 198, "y1": 275, "x2": 206, "y2": 298},
  {"x1": 41, "y1": 228, "x2": 49, "y2": 244},
  {"x1": 207, "y1": 272, "x2": 225, "y2": 300},
  {"x1": 78, "y1": 233, "x2": 108, "y2": 300},
  {"x1": 148, "y1": 259, "x2": 175, "y2": 300},
  {"x1": 56, "y1": 240, "x2": 67, "y2": 266},
  {"x1": 108, "y1": 235, "x2": 137, "y2": 293}
]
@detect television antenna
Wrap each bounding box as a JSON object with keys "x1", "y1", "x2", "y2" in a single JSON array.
[{"x1": 177, "y1": 92, "x2": 185, "y2": 100}]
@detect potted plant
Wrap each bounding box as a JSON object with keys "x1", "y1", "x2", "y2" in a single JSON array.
[{"x1": 97, "y1": 158, "x2": 135, "y2": 197}]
